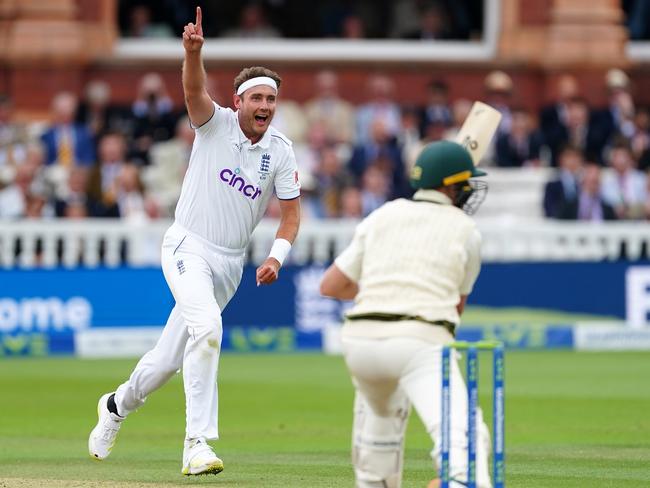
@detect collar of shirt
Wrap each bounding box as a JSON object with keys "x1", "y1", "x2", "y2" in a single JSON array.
[
  {"x1": 235, "y1": 111, "x2": 272, "y2": 149},
  {"x1": 412, "y1": 188, "x2": 452, "y2": 205}
]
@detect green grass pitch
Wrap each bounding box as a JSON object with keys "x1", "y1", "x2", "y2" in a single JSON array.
[{"x1": 1, "y1": 351, "x2": 649, "y2": 487}]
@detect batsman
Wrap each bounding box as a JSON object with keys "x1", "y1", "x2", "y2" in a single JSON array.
[{"x1": 320, "y1": 104, "x2": 500, "y2": 488}]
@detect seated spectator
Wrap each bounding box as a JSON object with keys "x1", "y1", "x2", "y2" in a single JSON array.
[
  {"x1": 41, "y1": 92, "x2": 95, "y2": 167},
  {"x1": 540, "y1": 74, "x2": 579, "y2": 163},
  {"x1": 0, "y1": 156, "x2": 50, "y2": 218},
  {"x1": 633, "y1": 106, "x2": 650, "y2": 171},
  {"x1": 303, "y1": 70, "x2": 356, "y2": 145},
  {"x1": 399, "y1": 106, "x2": 424, "y2": 171},
  {"x1": 598, "y1": 69, "x2": 635, "y2": 143},
  {"x1": 560, "y1": 164, "x2": 617, "y2": 221},
  {"x1": 0, "y1": 94, "x2": 32, "y2": 167},
  {"x1": 126, "y1": 4, "x2": 173, "y2": 38},
  {"x1": 348, "y1": 117, "x2": 408, "y2": 197},
  {"x1": 76, "y1": 80, "x2": 129, "y2": 141},
  {"x1": 130, "y1": 73, "x2": 177, "y2": 164},
  {"x1": 86, "y1": 132, "x2": 129, "y2": 217},
  {"x1": 419, "y1": 80, "x2": 453, "y2": 138},
  {"x1": 340, "y1": 13, "x2": 366, "y2": 39},
  {"x1": 271, "y1": 99, "x2": 308, "y2": 144},
  {"x1": 144, "y1": 116, "x2": 193, "y2": 217},
  {"x1": 54, "y1": 166, "x2": 89, "y2": 218},
  {"x1": 360, "y1": 164, "x2": 390, "y2": 216},
  {"x1": 601, "y1": 142, "x2": 647, "y2": 219},
  {"x1": 402, "y1": 2, "x2": 451, "y2": 40},
  {"x1": 443, "y1": 98, "x2": 473, "y2": 141},
  {"x1": 543, "y1": 145, "x2": 584, "y2": 218},
  {"x1": 222, "y1": 3, "x2": 281, "y2": 38},
  {"x1": 339, "y1": 186, "x2": 363, "y2": 218},
  {"x1": 312, "y1": 146, "x2": 354, "y2": 218},
  {"x1": 484, "y1": 70, "x2": 514, "y2": 137},
  {"x1": 115, "y1": 163, "x2": 151, "y2": 222},
  {"x1": 356, "y1": 74, "x2": 402, "y2": 144},
  {"x1": 549, "y1": 97, "x2": 605, "y2": 166},
  {"x1": 495, "y1": 108, "x2": 544, "y2": 167}
]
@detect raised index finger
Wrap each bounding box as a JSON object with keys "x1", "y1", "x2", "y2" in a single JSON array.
[{"x1": 196, "y1": 6, "x2": 202, "y2": 28}]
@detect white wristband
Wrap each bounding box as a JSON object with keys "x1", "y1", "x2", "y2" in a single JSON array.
[{"x1": 268, "y1": 238, "x2": 292, "y2": 266}]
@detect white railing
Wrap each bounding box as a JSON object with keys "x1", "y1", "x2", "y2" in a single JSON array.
[{"x1": 1, "y1": 218, "x2": 650, "y2": 269}]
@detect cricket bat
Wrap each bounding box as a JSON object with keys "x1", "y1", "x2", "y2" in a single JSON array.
[{"x1": 454, "y1": 101, "x2": 502, "y2": 166}]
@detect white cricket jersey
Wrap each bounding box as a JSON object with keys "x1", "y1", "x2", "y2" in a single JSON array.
[
  {"x1": 175, "y1": 102, "x2": 300, "y2": 249},
  {"x1": 335, "y1": 189, "x2": 481, "y2": 327}
]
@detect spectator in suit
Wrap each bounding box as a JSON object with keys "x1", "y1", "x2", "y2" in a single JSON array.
[
  {"x1": 221, "y1": 3, "x2": 281, "y2": 38},
  {"x1": 419, "y1": 80, "x2": 453, "y2": 139},
  {"x1": 355, "y1": 74, "x2": 402, "y2": 144},
  {"x1": 632, "y1": 106, "x2": 650, "y2": 171},
  {"x1": 360, "y1": 164, "x2": 390, "y2": 216},
  {"x1": 540, "y1": 74, "x2": 579, "y2": 164},
  {"x1": 76, "y1": 80, "x2": 129, "y2": 142},
  {"x1": 41, "y1": 92, "x2": 95, "y2": 168},
  {"x1": 548, "y1": 97, "x2": 605, "y2": 166},
  {"x1": 303, "y1": 70, "x2": 356, "y2": 145},
  {"x1": 129, "y1": 73, "x2": 177, "y2": 165},
  {"x1": 601, "y1": 142, "x2": 647, "y2": 219},
  {"x1": 559, "y1": 164, "x2": 617, "y2": 221},
  {"x1": 402, "y1": 2, "x2": 451, "y2": 39},
  {"x1": 86, "y1": 132, "x2": 128, "y2": 218},
  {"x1": 495, "y1": 107, "x2": 544, "y2": 167},
  {"x1": 348, "y1": 117, "x2": 408, "y2": 198},
  {"x1": 543, "y1": 145, "x2": 584, "y2": 218}
]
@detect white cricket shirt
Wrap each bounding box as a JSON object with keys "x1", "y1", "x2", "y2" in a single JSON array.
[
  {"x1": 175, "y1": 102, "x2": 300, "y2": 249},
  {"x1": 335, "y1": 189, "x2": 481, "y2": 328}
]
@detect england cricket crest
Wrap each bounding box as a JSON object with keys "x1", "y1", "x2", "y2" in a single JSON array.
[{"x1": 258, "y1": 153, "x2": 271, "y2": 180}]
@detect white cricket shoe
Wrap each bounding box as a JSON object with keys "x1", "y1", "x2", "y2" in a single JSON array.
[
  {"x1": 181, "y1": 438, "x2": 224, "y2": 476},
  {"x1": 88, "y1": 392, "x2": 124, "y2": 460}
]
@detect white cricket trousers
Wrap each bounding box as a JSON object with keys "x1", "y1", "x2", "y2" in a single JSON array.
[
  {"x1": 342, "y1": 335, "x2": 492, "y2": 488},
  {"x1": 114, "y1": 223, "x2": 245, "y2": 440}
]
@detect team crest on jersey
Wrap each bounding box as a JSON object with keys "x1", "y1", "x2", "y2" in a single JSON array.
[{"x1": 258, "y1": 153, "x2": 271, "y2": 180}]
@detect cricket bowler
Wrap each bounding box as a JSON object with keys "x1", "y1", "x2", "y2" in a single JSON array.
[
  {"x1": 320, "y1": 140, "x2": 492, "y2": 488},
  {"x1": 88, "y1": 6, "x2": 301, "y2": 475}
]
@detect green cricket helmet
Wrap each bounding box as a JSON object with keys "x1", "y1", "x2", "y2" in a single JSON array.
[{"x1": 410, "y1": 140, "x2": 488, "y2": 215}]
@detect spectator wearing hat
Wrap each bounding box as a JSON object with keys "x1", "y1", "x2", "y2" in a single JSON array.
[
  {"x1": 597, "y1": 69, "x2": 636, "y2": 147},
  {"x1": 484, "y1": 70, "x2": 514, "y2": 137}
]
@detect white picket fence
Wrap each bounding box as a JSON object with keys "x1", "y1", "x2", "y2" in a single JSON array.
[{"x1": 1, "y1": 218, "x2": 649, "y2": 269}]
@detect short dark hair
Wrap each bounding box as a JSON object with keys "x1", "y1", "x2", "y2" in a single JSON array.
[{"x1": 233, "y1": 66, "x2": 282, "y2": 95}]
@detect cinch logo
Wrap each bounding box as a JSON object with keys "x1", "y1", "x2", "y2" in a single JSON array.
[{"x1": 219, "y1": 168, "x2": 262, "y2": 200}]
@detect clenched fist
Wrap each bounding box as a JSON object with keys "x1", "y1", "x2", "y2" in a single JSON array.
[{"x1": 256, "y1": 258, "x2": 281, "y2": 286}]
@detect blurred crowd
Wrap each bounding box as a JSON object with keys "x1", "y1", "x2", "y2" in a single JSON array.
[
  {"x1": 2, "y1": 66, "x2": 650, "y2": 223},
  {"x1": 118, "y1": 0, "x2": 483, "y2": 40}
]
